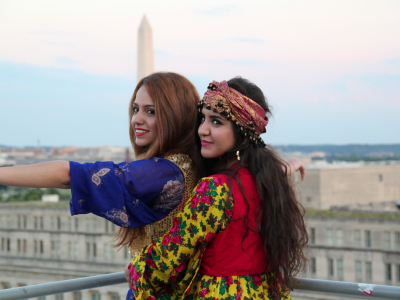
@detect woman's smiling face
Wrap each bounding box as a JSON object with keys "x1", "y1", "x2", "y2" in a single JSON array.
[
  {"x1": 131, "y1": 85, "x2": 158, "y2": 147},
  {"x1": 198, "y1": 107, "x2": 236, "y2": 159}
]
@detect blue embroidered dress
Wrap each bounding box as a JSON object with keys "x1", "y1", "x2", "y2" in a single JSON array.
[{"x1": 69, "y1": 157, "x2": 187, "y2": 229}]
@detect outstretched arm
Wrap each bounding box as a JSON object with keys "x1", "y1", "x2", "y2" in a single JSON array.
[
  {"x1": 285, "y1": 158, "x2": 306, "y2": 181},
  {"x1": 0, "y1": 161, "x2": 70, "y2": 188}
]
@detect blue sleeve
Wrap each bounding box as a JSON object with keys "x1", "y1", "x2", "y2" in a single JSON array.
[{"x1": 69, "y1": 158, "x2": 185, "y2": 228}]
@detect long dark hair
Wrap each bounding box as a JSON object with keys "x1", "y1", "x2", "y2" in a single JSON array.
[
  {"x1": 196, "y1": 77, "x2": 308, "y2": 293},
  {"x1": 115, "y1": 72, "x2": 203, "y2": 248}
]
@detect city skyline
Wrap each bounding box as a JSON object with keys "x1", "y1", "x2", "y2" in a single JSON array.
[{"x1": 1, "y1": 0, "x2": 399, "y2": 147}]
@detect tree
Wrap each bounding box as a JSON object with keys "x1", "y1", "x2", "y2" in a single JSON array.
[
  {"x1": 44, "y1": 188, "x2": 60, "y2": 195},
  {"x1": 23, "y1": 189, "x2": 44, "y2": 201}
]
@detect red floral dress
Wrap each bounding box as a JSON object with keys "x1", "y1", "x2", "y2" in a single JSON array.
[{"x1": 128, "y1": 175, "x2": 290, "y2": 300}]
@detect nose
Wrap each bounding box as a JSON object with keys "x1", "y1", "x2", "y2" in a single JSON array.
[
  {"x1": 198, "y1": 120, "x2": 210, "y2": 138},
  {"x1": 131, "y1": 111, "x2": 144, "y2": 127}
]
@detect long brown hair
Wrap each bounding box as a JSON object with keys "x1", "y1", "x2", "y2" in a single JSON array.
[
  {"x1": 115, "y1": 72, "x2": 202, "y2": 247},
  {"x1": 196, "y1": 77, "x2": 308, "y2": 294}
]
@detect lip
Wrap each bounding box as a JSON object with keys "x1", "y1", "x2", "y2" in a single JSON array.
[
  {"x1": 135, "y1": 128, "x2": 149, "y2": 137},
  {"x1": 201, "y1": 140, "x2": 213, "y2": 146}
]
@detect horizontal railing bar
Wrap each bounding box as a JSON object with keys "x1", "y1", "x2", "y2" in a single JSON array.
[
  {"x1": 294, "y1": 278, "x2": 400, "y2": 300},
  {"x1": 0, "y1": 272, "x2": 127, "y2": 300},
  {"x1": 0, "y1": 274, "x2": 399, "y2": 300}
]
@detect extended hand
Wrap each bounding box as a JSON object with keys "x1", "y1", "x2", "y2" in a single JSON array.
[
  {"x1": 0, "y1": 161, "x2": 71, "y2": 188},
  {"x1": 286, "y1": 158, "x2": 305, "y2": 181}
]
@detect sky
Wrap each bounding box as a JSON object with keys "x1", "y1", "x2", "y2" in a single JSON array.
[{"x1": 1, "y1": 0, "x2": 399, "y2": 147}]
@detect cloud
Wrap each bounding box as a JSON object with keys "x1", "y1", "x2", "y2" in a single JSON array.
[
  {"x1": 31, "y1": 30, "x2": 76, "y2": 37},
  {"x1": 56, "y1": 56, "x2": 80, "y2": 65},
  {"x1": 231, "y1": 38, "x2": 264, "y2": 44},
  {"x1": 261, "y1": 95, "x2": 400, "y2": 145},
  {"x1": 154, "y1": 50, "x2": 168, "y2": 57},
  {"x1": 41, "y1": 40, "x2": 74, "y2": 47},
  {"x1": 385, "y1": 57, "x2": 400, "y2": 65},
  {"x1": 199, "y1": 4, "x2": 236, "y2": 15},
  {"x1": 321, "y1": 73, "x2": 400, "y2": 92},
  {"x1": 224, "y1": 59, "x2": 268, "y2": 65}
]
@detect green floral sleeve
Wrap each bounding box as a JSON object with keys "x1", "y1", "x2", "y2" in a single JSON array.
[{"x1": 128, "y1": 176, "x2": 233, "y2": 300}]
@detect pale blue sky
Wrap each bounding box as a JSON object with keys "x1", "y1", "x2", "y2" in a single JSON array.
[{"x1": 1, "y1": 0, "x2": 399, "y2": 147}]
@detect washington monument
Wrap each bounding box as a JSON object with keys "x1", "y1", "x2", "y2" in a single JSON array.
[{"x1": 137, "y1": 15, "x2": 154, "y2": 82}]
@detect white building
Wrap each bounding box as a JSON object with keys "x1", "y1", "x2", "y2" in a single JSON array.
[
  {"x1": 0, "y1": 201, "x2": 130, "y2": 300},
  {"x1": 295, "y1": 162, "x2": 400, "y2": 209},
  {"x1": 292, "y1": 206, "x2": 400, "y2": 300}
]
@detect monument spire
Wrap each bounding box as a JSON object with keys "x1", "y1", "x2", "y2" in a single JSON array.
[{"x1": 137, "y1": 15, "x2": 154, "y2": 82}]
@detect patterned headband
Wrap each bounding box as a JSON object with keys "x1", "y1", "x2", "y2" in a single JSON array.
[{"x1": 197, "y1": 80, "x2": 268, "y2": 147}]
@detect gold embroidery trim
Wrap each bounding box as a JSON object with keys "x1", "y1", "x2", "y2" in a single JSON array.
[{"x1": 129, "y1": 154, "x2": 195, "y2": 256}]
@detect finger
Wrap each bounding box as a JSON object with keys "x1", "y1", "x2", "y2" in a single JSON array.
[
  {"x1": 125, "y1": 263, "x2": 131, "y2": 282},
  {"x1": 300, "y1": 166, "x2": 306, "y2": 181}
]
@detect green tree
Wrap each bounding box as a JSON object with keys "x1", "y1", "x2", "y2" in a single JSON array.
[
  {"x1": 23, "y1": 189, "x2": 44, "y2": 201},
  {"x1": 44, "y1": 188, "x2": 61, "y2": 195}
]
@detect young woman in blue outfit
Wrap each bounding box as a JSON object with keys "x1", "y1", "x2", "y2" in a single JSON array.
[{"x1": 0, "y1": 72, "x2": 202, "y2": 254}]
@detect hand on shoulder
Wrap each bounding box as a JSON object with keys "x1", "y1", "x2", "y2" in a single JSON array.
[{"x1": 285, "y1": 158, "x2": 306, "y2": 181}]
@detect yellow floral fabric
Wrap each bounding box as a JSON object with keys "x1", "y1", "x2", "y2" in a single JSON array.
[{"x1": 128, "y1": 176, "x2": 290, "y2": 300}]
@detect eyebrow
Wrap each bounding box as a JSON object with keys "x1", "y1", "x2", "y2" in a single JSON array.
[
  {"x1": 132, "y1": 103, "x2": 155, "y2": 108},
  {"x1": 210, "y1": 114, "x2": 224, "y2": 121}
]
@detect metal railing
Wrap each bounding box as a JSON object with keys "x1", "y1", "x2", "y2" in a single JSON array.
[
  {"x1": 0, "y1": 273, "x2": 399, "y2": 300},
  {"x1": 0, "y1": 273, "x2": 126, "y2": 300}
]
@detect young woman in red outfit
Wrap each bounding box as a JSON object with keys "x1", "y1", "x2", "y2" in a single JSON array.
[{"x1": 126, "y1": 77, "x2": 308, "y2": 300}]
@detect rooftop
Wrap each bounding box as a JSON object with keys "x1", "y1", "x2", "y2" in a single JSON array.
[{"x1": 306, "y1": 206, "x2": 400, "y2": 220}]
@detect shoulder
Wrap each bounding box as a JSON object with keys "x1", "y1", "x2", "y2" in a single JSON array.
[
  {"x1": 114, "y1": 158, "x2": 185, "y2": 191},
  {"x1": 191, "y1": 175, "x2": 230, "y2": 206},
  {"x1": 163, "y1": 153, "x2": 192, "y2": 170},
  {"x1": 195, "y1": 175, "x2": 229, "y2": 191},
  {"x1": 188, "y1": 176, "x2": 234, "y2": 222},
  {"x1": 163, "y1": 154, "x2": 194, "y2": 180},
  {"x1": 120, "y1": 157, "x2": 182, "y2": 175}
]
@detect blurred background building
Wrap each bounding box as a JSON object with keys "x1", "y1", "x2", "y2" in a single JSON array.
[{"x1": 0, "y1": 202, "x2": 129, "y2": 299}]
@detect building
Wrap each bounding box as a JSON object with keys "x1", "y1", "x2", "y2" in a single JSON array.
[
  {"x1": 304, "y1": 208, "x2": 400, "y2": 284},
  {"x1": 292, "y1": 206, "x2": 400, "y2": 300},
  {"x1": 0, "y1": 146, "x2": 135, "y2": 167},
  {"x1": 291, "y1": 161, "x2": 400, "y2": 299},
  {"x1": 296, "y1": 162, "x2": 400, "y2": 209},
  {"x1": 0, "y1": 201, "x2": 130, "y2": 299}
]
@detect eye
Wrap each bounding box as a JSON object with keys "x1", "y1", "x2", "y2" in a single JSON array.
[
  {"x1": 199, "y1": 114, "x2": 205, "y2": 123},
  {"x1": 132, "y1": 107, "x2": 139, "y2": 114},
  {"x1": 212, "y1": 119, "x2": 222, "y2": 125},
  {"x1": 147, "y1": 109, "x2": 155, "y2": 115}
]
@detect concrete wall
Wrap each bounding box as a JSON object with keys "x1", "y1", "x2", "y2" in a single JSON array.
[
  {"x1": 304, "y1": 214, "x2": 400, "y2": 285},
  {"x1": 297, "y1": 164, "x2": 400, "y2": 209},
  {"x1": 0, "y1": 202, "x2": 130, "y2": 299}
]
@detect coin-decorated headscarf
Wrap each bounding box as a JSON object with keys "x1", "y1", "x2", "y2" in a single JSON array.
[{"x1": 197, "y1": 80, "x2": 268, "y2": 147}]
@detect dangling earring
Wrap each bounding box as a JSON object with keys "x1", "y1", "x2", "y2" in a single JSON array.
[{"x1": 236, "y1": 150, "x2": 240, "y2": 161}]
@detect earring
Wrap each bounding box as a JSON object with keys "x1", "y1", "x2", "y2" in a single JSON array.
[{"x1": 236, "y1": 150, "x2": 240, "y2": 161}]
